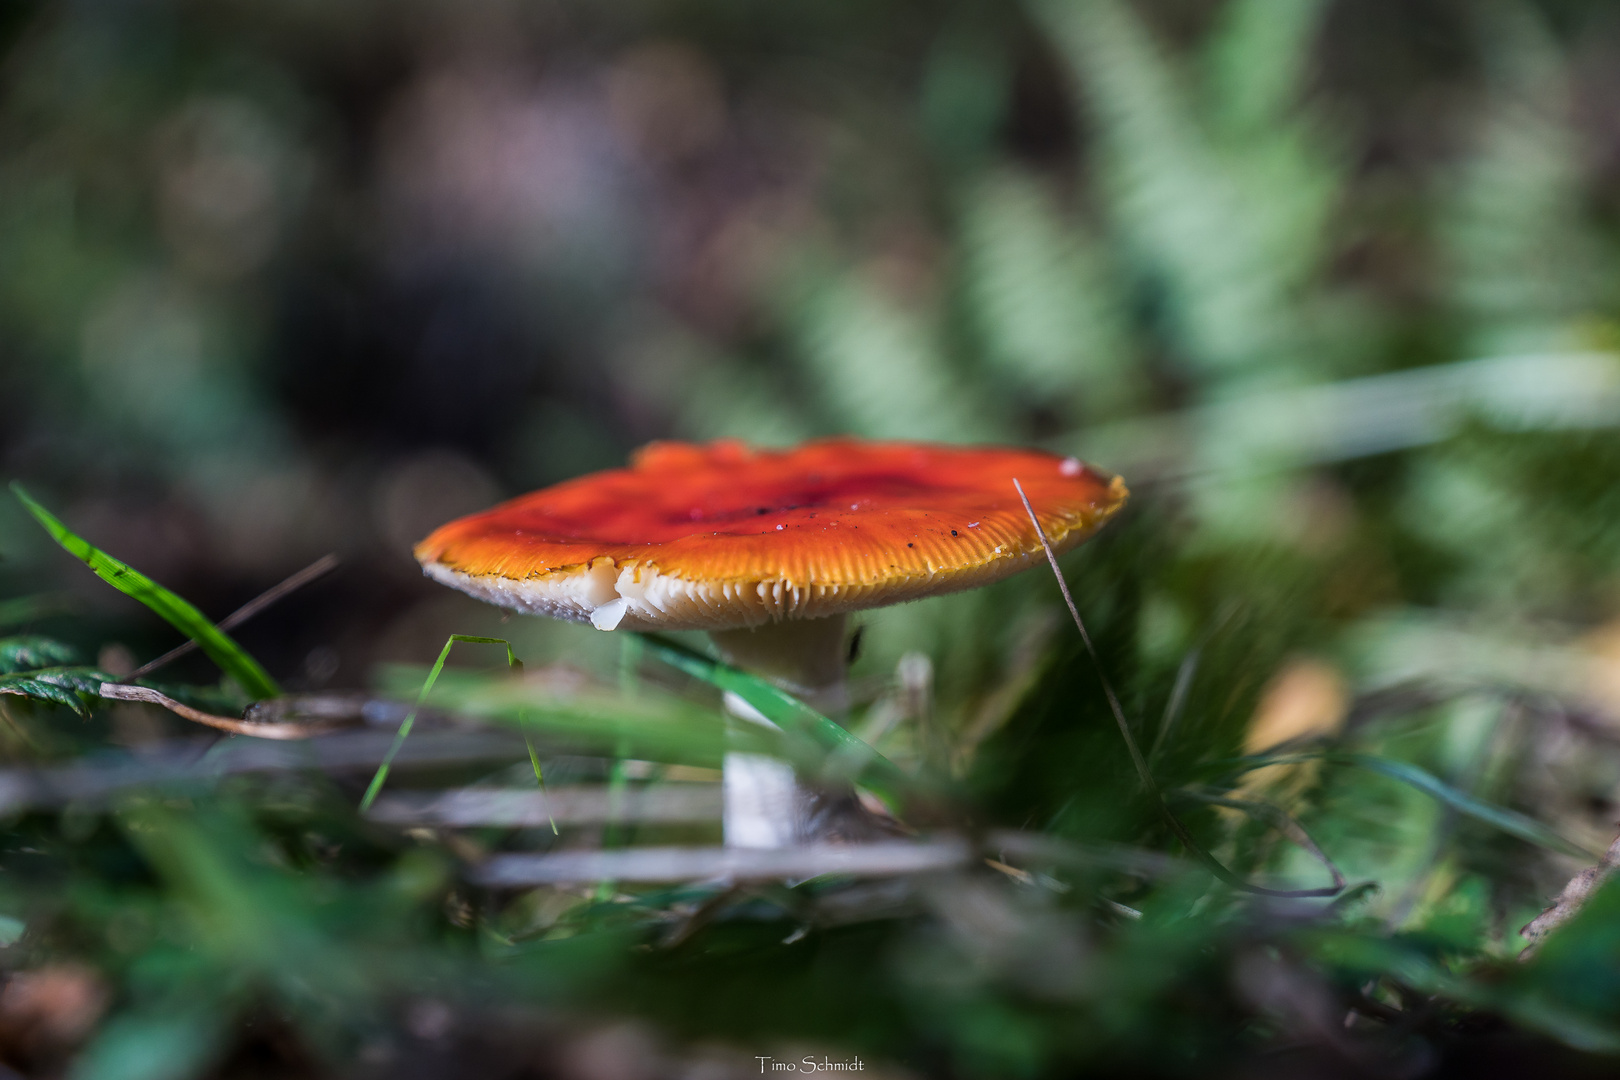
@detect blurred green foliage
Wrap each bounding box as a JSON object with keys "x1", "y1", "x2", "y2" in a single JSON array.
[{"x1": 3, "y1": 0, "x2": 1620, "y2": 1075}]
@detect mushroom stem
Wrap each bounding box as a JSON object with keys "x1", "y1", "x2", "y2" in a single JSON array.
[
  {"x1": 708, "y1": 614, "x2": 849, "y2": 848},
  {"x1": 708, "y1": 613, "x2": 849, "y2": 712}
]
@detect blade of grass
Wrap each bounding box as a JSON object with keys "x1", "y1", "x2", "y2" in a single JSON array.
[
  {"x1": 1013, "y1": 477, "x2": 1342, "y2": 899},
  {"x1": 596, "y1": 635, "x2": 646, "y2": 897},
  {"x1": 1149, "y1": 645, "x2": 1199, "y2": 763},
  {"x1": 596, "y1": 742, "x2": 632, "y2": 901},
  {"x1": 371, "y1": 663, "x2": 741, "y2": 766},
  {"x1": 361, "y1": 635, "x2": 548, "y2": 815},
  {"x1": 523, "y1": 731, "x2": 559, "y2": 836},
  {"x1": 605, "y1": 636, "x2": 646, "y2": 843},
  {"x1": 637, "y1": 633, "x2": 909, "y2": 803},
  {"x1": 1218, "y1": 748, "x2": 1599, "y2": 860},
  {"x1": 1339, "y1": 751, "x2": 1596, "y2": 860},
  {"x1": 1149, "y1": 603, "x2": 1237, "y2": 763},
  {"x1": 1176, "y1": 787, "x2": 1347, "y2": 893},
  {"x1": 498, "y1": 645, "x2": 559, "y2": 835},
  {"x1": 10, "y1": 484, "x2": 279, "y2": 701}
]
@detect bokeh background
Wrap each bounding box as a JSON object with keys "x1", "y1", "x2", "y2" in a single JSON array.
[
  {"x1": 7, "y1": 0, "x2": 1620, "y2": 1076},
  {"x1": 6, "y1": 0, "x2": 1619, "y2": 698}
]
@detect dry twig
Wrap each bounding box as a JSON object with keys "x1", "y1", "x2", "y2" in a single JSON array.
[
  {"x1": 123, "y1": 553, "x2": 340, "y2": 682},
  {"x1": 1520, "y1": 831, "x2": 1620, "y2": 958},
  {"x1": 99, "y1": 684, "x2": 347, "y2": 740}
]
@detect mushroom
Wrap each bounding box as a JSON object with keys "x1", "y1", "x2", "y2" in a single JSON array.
[{"x1": 415, "y1": 437, "x2": 1127, "y2": 846}]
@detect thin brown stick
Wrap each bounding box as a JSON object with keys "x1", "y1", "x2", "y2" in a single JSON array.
[
  {"x1": 99, "y1": 683, "x2": 342, "y2": 740},
  {"x1": 1012, "y1": 478, "x2": 1341, "y2": 899},
  {"x1": 125, "y1": 553, "x2": 340, "y2": 682},
  {"x1": 1520, "y1": 831, "x2": 1620, "y2": 959}
]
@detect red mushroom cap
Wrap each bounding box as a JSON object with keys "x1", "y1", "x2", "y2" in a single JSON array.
[{"x1": 415, "y1": 438, "x2": 1128, "y2": 632}]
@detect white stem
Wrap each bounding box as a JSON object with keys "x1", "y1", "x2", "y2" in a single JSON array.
[
  {"x1": 709, "y1": 615, "x2": 847, "y2": 848},
  {"x1": 709, "y1": 614, "x2": 849, "y2": 707}
]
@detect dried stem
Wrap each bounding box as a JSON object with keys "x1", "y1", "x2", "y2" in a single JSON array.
[
  {"x1": 100, "y1": 683, "x2": 344, "y2": 740},
  {"x1": 125, "y1": 553, "x2": 340, "y2": 682}
]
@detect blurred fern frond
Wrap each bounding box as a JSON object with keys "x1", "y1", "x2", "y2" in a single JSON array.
[
  {"x1": 1440, "y1": 1, "x2": 1606, "y2": 355},
  {"x1": 1034, "y1": 0, "x2": 1342, "y2": 384}
]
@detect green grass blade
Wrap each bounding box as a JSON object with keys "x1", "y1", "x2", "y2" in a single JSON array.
[
  {"x1": 1220, "y1": 749, "x2": 1598, "y2": 860},
  {"x1": 637, "y1": 633, "x2": 909, "y2": 800},
  {"x1": 10, "y1": 484, "x2": 279, "y2": 701},
  {"x1": 361, "y1": 635, "x2": 523, "y2": 812},
  {"x1": 522, "y1": 724, "x2": 559, "y2": 836},
  {"x1": 371, "y1": 663, "x2": 741, "y2": 766},
  {"x1": 507, "y1": 641, "x2": 559, "y2": 835},
  {"x1": 1333, "y1": 752, "x2": 1598, "y2": 860},
  {"x1": 482, "y1": 639, "x2": 557, "y2": 823}
]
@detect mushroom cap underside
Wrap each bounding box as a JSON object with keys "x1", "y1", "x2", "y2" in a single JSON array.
[{"x1": 415, "y1": 438, "x2": 1128, "y2": 632}]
